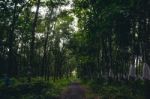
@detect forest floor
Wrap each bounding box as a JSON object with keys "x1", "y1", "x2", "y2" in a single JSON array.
[{"x1": 0, "y1": 77, "x2": 145, "y2": 99}]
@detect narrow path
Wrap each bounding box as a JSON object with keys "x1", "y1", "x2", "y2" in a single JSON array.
[{"x1": 61, "y1": 81, "x2": 99, "y2": 99}]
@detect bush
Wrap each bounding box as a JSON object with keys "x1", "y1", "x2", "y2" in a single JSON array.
[
  {"x1": 88, "y1": 80, "x2": 144, "y2": 99},
  {"x1": 0, "y1": 79, "x2": 60, "y2": 99}
]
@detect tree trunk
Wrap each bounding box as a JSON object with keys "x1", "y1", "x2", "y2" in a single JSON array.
[
  {"x1": 8, "y1": 2, "x2": 17, "y2": 77},
  {"x1": 29, "y1": 0, "x2": 41, "y2": 82}
]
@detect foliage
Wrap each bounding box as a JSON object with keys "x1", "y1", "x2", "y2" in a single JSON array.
[
  {"x1": 86, "y1": 80, "x2": 144, "y2": 99},
  {"x1": 0, "y1": 78, "x2": 72, "y2": 99}
]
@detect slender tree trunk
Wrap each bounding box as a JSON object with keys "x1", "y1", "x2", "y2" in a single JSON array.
[
  {"x1": 8, "y1": 2, "x2": 17, "y2": 77},
  {"x1": 29, "y1": 0, "x2": 40, "y2": 82},
  {"x1": 42, "y1": 25, "x2": 49, "y2": 78},
  {"x1": 41, "y1": 9, "x2": 54, "y2": 79}
]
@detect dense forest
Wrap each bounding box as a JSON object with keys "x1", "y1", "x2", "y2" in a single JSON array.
[{"x1": 0, "y1": 0, "x2": 150, "y2": 99}]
